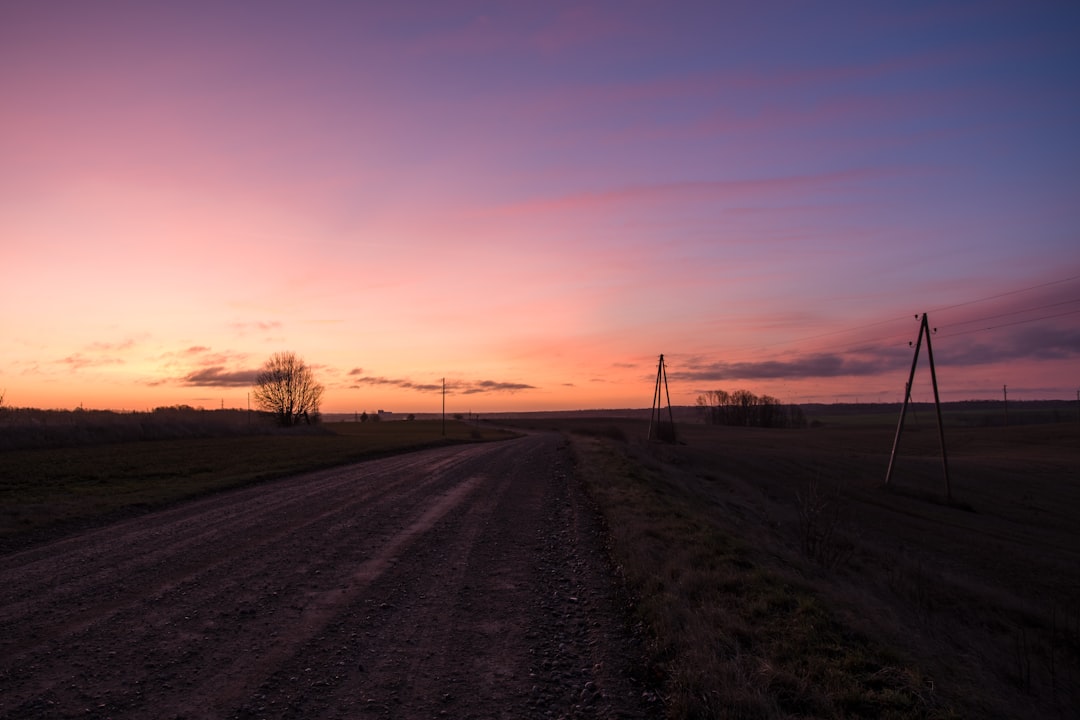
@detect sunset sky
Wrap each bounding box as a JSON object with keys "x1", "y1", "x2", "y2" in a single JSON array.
[{"x1": 3, "y1": 2, "x2": 1079, "y2": 414}]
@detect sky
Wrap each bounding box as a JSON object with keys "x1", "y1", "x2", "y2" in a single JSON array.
[{"x1": 2, "y1": 1, "x2": 1079, "y2": 414}]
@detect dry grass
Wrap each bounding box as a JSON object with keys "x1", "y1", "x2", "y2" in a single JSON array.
[
  {"x1": 565, "y1": 418, "x2": 1080, "y2": 718},
  {"x1": 573, "y1": 433, "x2": 946, "y2": 718}
]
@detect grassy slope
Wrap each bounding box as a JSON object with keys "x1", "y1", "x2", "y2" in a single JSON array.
[
  {"x1": 558, "y1": 418, "x2": 1080, "y2": 719},
  {"x1": 0, "y1": 420, "x2": 514, "y2": 548},
  {"x1": 572, "y1": 432, "x2": 946, "y2": 719}
]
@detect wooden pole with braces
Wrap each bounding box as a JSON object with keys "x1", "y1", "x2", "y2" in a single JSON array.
[
  {"x1": 648, "y1": 354, "x2": 677, "y2": 443},
  {"x1": 885, "y1": 313, "x2": 951, "y2": 501}
]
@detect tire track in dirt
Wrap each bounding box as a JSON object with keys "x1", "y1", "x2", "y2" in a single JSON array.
[
  {"x1": 0, "y1": 434, "x2": 657, "y2": 719},
  {"x1": 1, "y1": 451, "x2": 454, "y2": 605},
  {"x1": 0, "y1": 449, "x2": 478, "y2": 674},
  {"x1": 0, "y1": 442, "x2": 486, "y2": 717},
  {"x1": 166, "y1": 473, "x2": 487, "y2": 718}
]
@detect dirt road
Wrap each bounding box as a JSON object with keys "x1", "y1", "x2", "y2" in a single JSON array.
[{"x1": 0, "y1": 433, "x2": 656, "y2": 719}]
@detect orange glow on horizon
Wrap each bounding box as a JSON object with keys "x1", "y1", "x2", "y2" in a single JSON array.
[{"x1": 3, "y1": 4, "x2": 1078, "y2": 412}]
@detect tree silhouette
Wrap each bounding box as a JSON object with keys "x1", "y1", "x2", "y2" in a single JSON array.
[
  {"x1": 252, "y1": 352, "x2": 324, "y2": 426},
  {"x1": 697, "y1": 388, "x2": 806, "y2": 429}
]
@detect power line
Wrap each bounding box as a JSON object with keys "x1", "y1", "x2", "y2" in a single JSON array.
[
  {"x1": 935, "y1": 297, "x2": 1080, "y2": 330},
  {"x1": 937, "y1": 308, "x2": 1080, "y2": 338},
  {"x1": 741, "y1": 314, "x2": 912, "y2": 354},
  {"x1": 738, "y1": 274, "x2": 1080, "y2": 355},
  {"x1": 816, "y1": 304, "x2": 1080, "y2": 350},
  {"x1": 680, "y1": 274, "x2": 1080, "y2": 378},
  {"x1": 927, "y1": 274, "x2": 1080, "y2": 314}
]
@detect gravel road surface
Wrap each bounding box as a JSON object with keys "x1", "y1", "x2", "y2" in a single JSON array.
[{"x1": 0, "y1": 433, "x2": 657, "y2": 719}]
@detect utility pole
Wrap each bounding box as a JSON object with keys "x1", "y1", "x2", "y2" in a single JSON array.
[
  {"x1": 442, "y1": 377, "x2": 446, "y2": 437},
  {"x1": 1003, "y1": 384, "x2": 1008, "y2": 426},
  {"x1": 648, "y1": 354, "x2": 677, "y2": 443},
  {"x1": 885, "y1": 313, "x2": 950, "y2": 502}
]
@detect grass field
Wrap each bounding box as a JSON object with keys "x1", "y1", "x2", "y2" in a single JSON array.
[
  {"x1": 5, "y1": 408, "x2": 1078, "y2": 717},
  {"x1": 524, "y1": 417, "x2": 1080, "y2": 719},
  {"x1": 802, "y1": 400, "x2": 1080, "y2": 429},
  {"x1": 0, "y1": 420, "x2": 515, "y2": 550}
]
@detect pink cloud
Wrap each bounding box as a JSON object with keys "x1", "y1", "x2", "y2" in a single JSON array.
[
  {"x1": 477, "y1": 169, "x2": 879, "y2": 221},
  {"x1": 59, "y1": 354, "x2": 124, "y2": 371},
  {"x1": 229, "y1": 321, "x2": 284, "y2": 335}
]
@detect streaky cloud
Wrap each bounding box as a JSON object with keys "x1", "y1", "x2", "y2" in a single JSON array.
[
  {"x1": 485, "y1": 169, "x2": 874, "y2": 219},
  {"x1": 182, "y1": 366, "x2": 261, "y2": 387},
  {"x1": 59, "y1": 354, "x2": 125, "y2": 370},
  {"x1": 88, "y1": 339, "x2": 136, "y2": 352},
  {"x1": 674, "y1": 350, "x2": 908, "y2": 382},
  {"x1": 677, "y1": 321, "x2": 1080, "y2": 383},
  {"x1": 229, "y1": 320, "x2": 283, "y2": 335},
  {"x1": 349, "y1": 376, "x2": 433, "y2": 391},
  {"x1": 938, "y1": 325, "x2": 1080, "y2": 365},
  {"x1": 351, "y1": 375, "x2": 535, "y2": 394},
  {"x1": 458, "y1": 380, "x2": 535, "y2": 395}
]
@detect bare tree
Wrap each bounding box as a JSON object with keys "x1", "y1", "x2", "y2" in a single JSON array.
[{"x1": 252, "y1": 352, "x2": 324, "y2": 426}]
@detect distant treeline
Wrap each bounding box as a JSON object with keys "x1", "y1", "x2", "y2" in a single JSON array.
[
  {"x1": 0, "y1": 406, "x2": 321, "y2": 451},
  {"x1": 801, "y1": 400, "x2": 1080, "y2": 427},
  {"x1": 696, "y1": 389, "x2": 807, "y2": 429}
]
